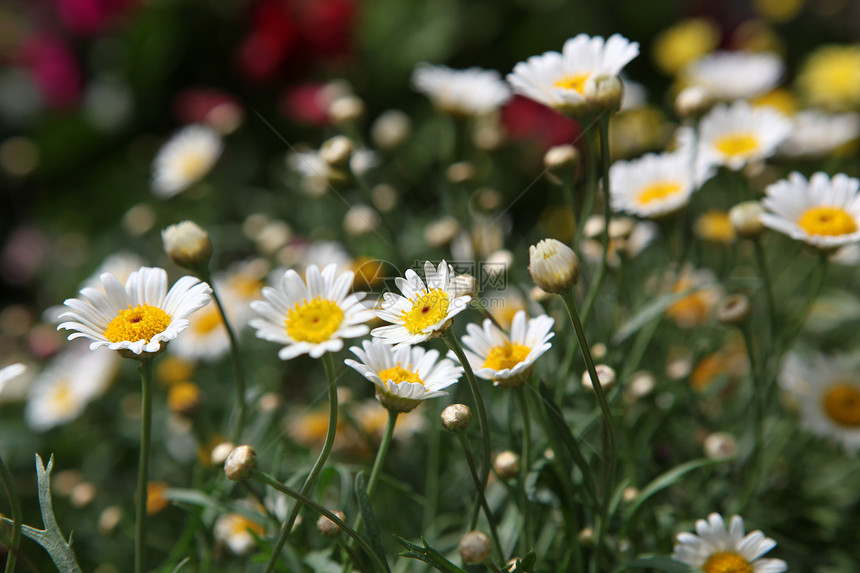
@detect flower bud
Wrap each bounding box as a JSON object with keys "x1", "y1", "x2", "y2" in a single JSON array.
[
  {"x1": 343, "y1": 204, "x2": 381, "y2": 236},
  {"x1": 328, "y1": 95, "x2": 365, "y2": 126},
  {"x1": 441, "y1": 404, "x2": 472, "y2": 432},
  {"x1": 424, "y1": 216, "x2": 460, "y2": 247},
  {"x1": 320, "y1": 135, "x2": 354, "y2": 168},
  {"x1": 704, "y1": 431, "x2": 738, "y2": 459},
  {"x1": 317, "y1": 510, "x2": 346, "y2": 538},
  {"x1": 446, "y1": 161, "x2": 476, "y2": 184},
  {"x1": 210, "y1": 442, "x2": 235, "y2": 465},
  {"x1": 585, "y1": 75, "x2": 624, "y2": 114},
  {"x1": 543, "y1": 144, "x2": 579, "y2": 184},
  {"x1": 371, "y1": 110, "x2": 411, "y2": 150},
  {"x1": 162, "y1": 220, "x2": 212, "y2": 270},
  {"x1": 452, "y1": 274, "x2": 478, "y2": 299},
  {"x1": 458, "y1": 530, "x2": 491, "y2": 564},
  {"x1": 493, "y1": 451, "x2": 520, "y2": 480},
  {"x1": 98, "y1": 505, "x2": 123, "y2": 536},
  {"x1": 729, "y1": 201, "x2": 765, "y2": 239},
  {"x1": 717, "y1": 294, "x2": 751, "y2": 326},
  {"x1": 528, "y1": 238, "x2": 580, "y2": 293},
  {"x1": 582, "y1": 364, "x2": 616, "y2": 392},
  {"x1": 224, "y1": 445, "x2": 257, "y2": 481},
  {"x1": 675, "y1": 86, "x2": 716, "y2": 120}
]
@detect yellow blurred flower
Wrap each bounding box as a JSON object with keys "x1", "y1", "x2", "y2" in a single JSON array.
[
  {"x1": 751, "y1": 88, "x2": 797, "y2": 116},
  {"x1": 156, "y1": 355, "x2": 195, "y2": 387},
  {"x1": 168, "y1": 381, "x2": 202, "y2": 416},
  {"x1": 754, "y1": 0, "x2": 804, "y2": 23},
  {"x1": 797, "y1": 44, "x2": 860, "y2": 111},
  {"x1": 666, "y1": 266, "x2": 722, "y2": 329},
  {"x1": 487, "y1": 289, "x2": 528, "y2": 331},
  {"x1": 694, "y1": 211, "x2": 736, "y2": 244},
  {"x1": 539, "y1": 206, "x2": 577, "y2": 243},
  {"x1": 690, "y1": 341, "x2": 749, "y2": 392},
  {"x1": 652, "y1": 18, "x2": 720, "y2": 75},
  {"x1": 146, "y1": 481, "x2": 170, "y2": 515}
]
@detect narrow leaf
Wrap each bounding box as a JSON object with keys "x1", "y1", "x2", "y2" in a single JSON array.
[
  {"x1": 354, "y1": 472, "x2": 390, "y2": 573},
  {"x1": 627, "y1": 458, "x2": 725, "y2": 521},
  {"x1": 395, "y1": 536, "x2": 468, "y2": 573},
  {"x1": 612, "y1": 289, "x2": 698, "y2": 345}
]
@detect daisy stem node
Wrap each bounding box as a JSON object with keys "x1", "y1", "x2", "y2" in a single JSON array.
[
  {"x1": 135, "y1": 357, "x2": 154, "y2": 573},
  {"x1": 250, "y1": 470, "x2": 390, "y2": 573},
  {"x1": 455, "y1": 432, "x2": 504, "y2": 564},
  {"x1": 199, "y1": 267, "x2": 247, "y2": 443},
  {"x1": 560, "y1": 288, "x2": 617, "y2": 573},
  {"x1": 442, "y1": 330, "x2": 492, "y2": 530},
  {"x1": 0, "y1": 453, "x2": 22, "y2": 573},
  {"x1": 265, "y1": 353, "x2": 339, "y2": 573}
]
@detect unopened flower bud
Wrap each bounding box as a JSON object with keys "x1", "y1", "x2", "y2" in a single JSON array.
[
  {"x1": 446, "y1": 161, "x2": 476, "y2": 184},
  {"x1": 675, "y1": 86, "x2": 716, "y2": 120},
  {"x1": 717, "y1": 294, "x2": 751, "y2": 326},
  {"x1": 224, "y1": 445, "x2": 257, "y2": 481},
  {"x1": 543, "y1": 144, "x2": 579, "y2": 182},
  {"x1": 493, "y1": 451, "x2": 520, "y2": 480},
  {"x1": 452, "y1": 274, "x2": 478, "y2": 298},
  {"x1": 162, "y1": 220, "x2": 212, "y2": 270},
  {"x1": 585, "y1": 75, "x2": 624, "y2": 113},
  {"x1": 371, "y1": 110, "x2": 411, "y2": 150},
  {"x1": 441, "y1": 404, "x2": 472, "y2": 432},
  {"x1": 608, "y1": 217, "x2": 636, "y2": 240},
  {"x1": 704, "y1": 431, "x2": 738, "y2": 459},
  {"x1": 98, "y1": 506, "x2": 123, "y2": 536},
  {"x1": 343, "y1": 204, "x2": 381, "y2": 236},
  {"x1": 625, "y1": 370, "x2": 656, "y2": 402},
  {"x1": 579, "y1": 527, "x2": 595, "y2": 544},
  {"x1": 317, "y1": 510, "x2": 346, "y2": 538},
  {"x1": 320, "y1": 136, "x2": 354, "y2": 168},
  {"x1": 424, "y1": 216, "x2": 460, "y2": 247},
  {"x1": 328, "y1": 95, "x2": 365, "y2": 126},
  {"x1": 729, "y1": 201, "x2": 765, "y2": 239},
  {"x1": 458, "y1": 530, "x2": 491, "y2": 564},
  {"x1": 210, "y1": 442, "x2": 235, "y2": 465},
  {"x1": 529, "y1": 238, "x2": 580, "y2": 293},
  {"x1": 622, "y1": 487, "x2": 639, "y2": 502},
  {"x1": 582, "y1": 364, "x2": 616, "y2": 392}
]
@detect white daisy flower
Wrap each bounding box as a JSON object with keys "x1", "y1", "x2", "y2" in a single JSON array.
[
  {"x1": 507, "y1": 33, "x2": 640, "y2": 116},
  {"x1": 152, "y1": 125, "x2": 223, "y2": 198},
  {"x1": 780, "y1": 353, "x2": 860, "y2": 452},
  {"x1": 697, "y1": 101, "x2": 792, "y2": 170},
  {"x1": 287, "y1": 149, "x2": 379, "y2": 179},
  {"x1": 685, "y1": 51, "x2": 784, "y2": 101},
  {"x1": 169, "y1": 276, "x2": 244, "y2": 363},
  {"x1": 779, "y1": 109, "x2": 860, "y2": 157},
  {"x1": 411, "y1": 64, "x2": 511, "y2": 116},
  {"x1": 760, "y1": 171, "x2": 860, "y2": 249},
  {"x1": 25, "y1": 342, "x2": 119, "y2": 431},
  {"x1": 345, "y1": 339, "x2": 462, "y2": 412},
  {"x1": 214, "y1": 511, "x2": 264, "y2": 556},
  {"x1": 0, "y1": 363, "x2": 27, "y2": 396},
  {"x1": 673, "y1": 513, "x2": 787, "y2": 573},
  {"x1": 58, "y1": 267, "x2": 212, "y2": 357},
  {"x1": 609, "y1": 148, "x2": 704, "y2": 218},
  {"x1": 372, "y1": 260, "x2": 473, "y2": 347},
  {"x1": 456, "y1": 310, "x2": 554, "y2": 387},
  {"x1": 249, "y1": 264, "x2": 373, "y2": 360}
]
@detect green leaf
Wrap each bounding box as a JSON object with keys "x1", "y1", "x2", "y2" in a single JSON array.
[
  {"x1": 395, "y1": 536, "x2": 468, "y2": 573},
  {"x1": 612, "y1": 288, "x2": 699, "y2": 345},
  {"x1": 626, "y1": 458, "x2": 726, "y2": 522},
  {"x1": 0, "y1": 455, "x2": 83, "y2": 573},
  {"x1": 507, "y1": 551, "x2": 537, "y2": 572},
  {"x1": 612, "y1": 556, "x2": 699, "y2": 572},
  {"x1": 354, "y1": 472, "x2": 390, "y2": 573}
]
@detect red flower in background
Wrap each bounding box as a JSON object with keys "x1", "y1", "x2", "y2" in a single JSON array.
[
  {"x1": 280, "y1": 83, "x2": 331, "y2": 126},
  {"x1": 16, "y1": 34, "x2": 82, "y2": 109},
  {"x1": 502, "y1": 95, "x2": 581, "y2": 151},
  {"x1": 172, "y1": 88, "x2": 245, "y2": 133},
  {"x1": 54, "y1": 0, "x2": 139, "y2": 36}
]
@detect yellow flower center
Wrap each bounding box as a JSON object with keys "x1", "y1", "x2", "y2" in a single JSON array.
[
  {"x1": 554, "y1": 72, "x2": 591, "y2": 94},
  {"x1": 822, "y1": 383, "x2": 860, "y2": 427},
  {"x1": 104, "y1": 304, "x2": 172, "y2": 344},
  {"x1": 715, "y1": 133, "x2": 760, "y2": 158},
  {"x1": 191, "y1": 308, "x2": 223, "y2": 335},
  {"x1": 702, "y1": 551, "x2": 753, "y2": 573},
  {"x1": 696, "y1": 210, "x2": 736, "y2": 243},
  {"x1": 178, "y1": 151, "x2": 210, "y2": 181},
  {"x1": 637, "y1": 181, "x2": 683, "y2": 205},
  {"x1": 285, "y1": 297, "x2": 344, "y2": 343},
  {"x1": 797, "y1": 206, "x2": 857, "y2": 236},
  {"x1": 401, "y1": 289, "x2": 450, "y2": 335},
  {"x1": 229, "y1": 275, "x2": 263, "y2": 299},
  {"x1": 49, "y1": 380, "x2": 78, "y2": 417},
  {"x1": 483, "y1": 343, "x2": 532, "y2": 371},
  {"x1": 378, "y1": 365, "x2": 423, "y2": 388}
]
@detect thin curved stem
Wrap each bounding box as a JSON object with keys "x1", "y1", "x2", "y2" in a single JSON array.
[
  {"x1": 199, "y1": 268, "x2": 247, "y2": 443},
  {"x1": 456, "y1": 433, "x2": 504, "y2": 563},
  {"x1": 251, "y1": 470, "x2": 389, "y2": 573},
  {"x1": 442, "y1": 330, "x2": 492, "y2": 530},
  {"x1": 135, "y1": 357, "x2": 154, "y2": 573},
  {"x1": 265, "y1": 353, "x2": 340, "y2": 573},
  {"x1": 0, "y1": 453, "x2": 22, "y2": 573},
  {"x1": 366, "y1": 410, "x2": 398, "y2": 500}
]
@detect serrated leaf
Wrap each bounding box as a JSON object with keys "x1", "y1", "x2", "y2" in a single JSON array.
[
  {"x1": 395, "y1": 536, "x2": 468, "y2": 573},
  {"x1": 612, "y1": 556, "x2": 700, "y2": 572},
  {"x1": 354, "y1": 472, "x2": 390, "y2": 573}
]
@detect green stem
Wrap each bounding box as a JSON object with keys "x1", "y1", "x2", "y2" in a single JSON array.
[
  {"x1": 576, "y1": 132, "x2": 599, "y2": 250},
  {"x1": 135, "y1": 357, "x2": 154, "y2": 573},
  {"x1": 0, "y1": 454, "x2": 22, "y2": 573},
  {"x1": 442, "y1": 331, "x2": 492, "y2": 529},
  {"x1": 515, "y1": 387, "x2": 532, "y2": 553},
  {"x1": 752, "y1": 239, "x2": 777, "y2": 340},
  {"x1": 560, "y1": 289, "x2": 617, "y2": 572},
  {"x1": 735, "y1": 326, "x2": 765, "y2": 513},
  {"x1": 366, "y1": 410, "x2": 398, "y2": 499},
  {"x1": 455, "y1": 433, "x2": 504, "y2": 563},
  {"x1": 265, "y1": 353, "x2": 340, "y2": 573},
  {"x1": 199, "y1": 268, "x2": 247, "y2": 443},
  {"x1": 251, "y1": 470, "x2": 389, "y2": 573}
]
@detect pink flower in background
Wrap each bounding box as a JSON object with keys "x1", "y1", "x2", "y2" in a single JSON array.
[
  {"x1": 280, "y1": 83, "x2": 331, "y2": 125},
  {"x1": 17, "y1": 34, "x2": 82, "y2": 109},
  {"x1": 54, "y1": 0, "x2": 139, "y2": 36}
]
